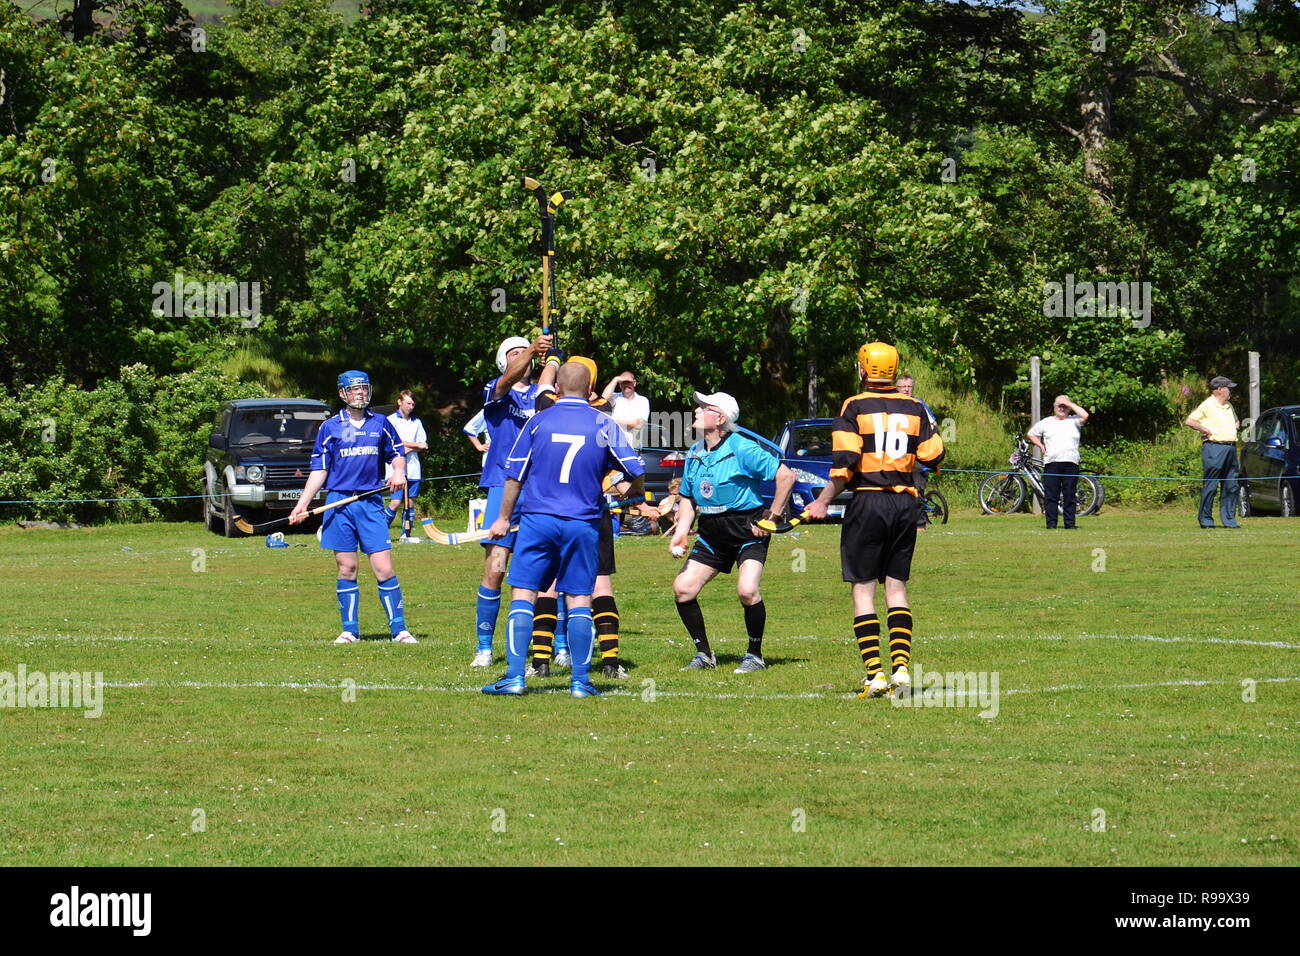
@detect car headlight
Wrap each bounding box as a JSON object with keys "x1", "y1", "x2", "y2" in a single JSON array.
[
  {"x1": 791, "y1": 468, "x2": 824, "y2": 486},
  {"x1": 244, "y1": 465, "x2": 265, "y2": 483}
]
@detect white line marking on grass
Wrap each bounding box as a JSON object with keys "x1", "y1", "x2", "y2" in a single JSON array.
[
  {"x1": 10, "y1": 632, "x2": 1300, "y2": 650},
  {"x1": 101, "y1": 675, "x2": 1300, "y2": 701}
]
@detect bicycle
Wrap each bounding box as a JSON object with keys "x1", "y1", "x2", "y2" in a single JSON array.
[
  {"x1": 979, "y1": 436, "x2": 1104, "y2": 517},
  {"x1": 918, "y1": 483, "x2": 949, "y2": 525}
]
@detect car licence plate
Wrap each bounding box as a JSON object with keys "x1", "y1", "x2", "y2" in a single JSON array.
[{"x1": 278, "y1": 490, "x2": 303, "y2": 501}]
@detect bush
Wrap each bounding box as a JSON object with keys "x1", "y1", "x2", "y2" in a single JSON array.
[{"x1": 0, "y1": 363, "x2": 265, "y2": 523}]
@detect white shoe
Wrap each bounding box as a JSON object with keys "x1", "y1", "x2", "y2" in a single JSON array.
[
  {"x1": 858, "y1": 673, "x2": 889, "y2": 699},
  {"x1": 333, "y1": 632, "x2": 359, "y2": 645},
  {"x1": 890, "y1": 665, "x2": 912, "y2": 699},
  {"x1": 470, "y1": 649, "x2": 493, "y2": 668},
  {"x1": 552, "y1": 650, "x2": 571, "y2": 670},
  {"x1": 391, "y1": 630, "x2": 417, "y2": 644},
  {"x1": 399, "y1": 535, "x2": 421, "y2": 544}
]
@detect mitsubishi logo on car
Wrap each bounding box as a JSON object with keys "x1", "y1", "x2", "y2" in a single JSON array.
[{"x1": 294, "y1": 469, "x2": 303, "y2": 477}]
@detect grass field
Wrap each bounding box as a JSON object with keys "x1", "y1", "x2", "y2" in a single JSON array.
[{"x1": 1, "y1": 510, "x2": 1296, "y2": 866}]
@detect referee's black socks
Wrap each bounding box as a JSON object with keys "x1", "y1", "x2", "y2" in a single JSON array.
[
  {"x1": 743, "y1": 600, "x2": 766, "y2": 658},
  {"x1": 675, "y1": 598, "x2": 710, "y2": 656}
]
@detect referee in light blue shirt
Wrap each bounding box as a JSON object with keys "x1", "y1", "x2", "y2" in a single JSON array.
[
  {"x1": 290, "y1": 370, "x2": 415, "y2": 645},
  {"x1": 481, "y1": 363, "x2": 645, "y2": 698}
]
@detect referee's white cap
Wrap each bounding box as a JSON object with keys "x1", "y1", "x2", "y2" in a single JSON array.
[{"x1": 694, "y1": 391, "x2": 740, "y2": 425}]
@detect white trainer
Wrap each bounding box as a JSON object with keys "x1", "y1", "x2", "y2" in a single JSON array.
[
  {"x1": 333, "y1": 632, "x2": 359, "y2": 645},
  {"x1": 890, "y1": 665, "x2": 912, "y2": 699},
  {"x1": 552, "y1": 650, "x2": 571, "y2": 670},
  {"x1": 399, "y1": 535, "x2": 421, "y2": 544},
  {"x1": 470, "y1": 649, "x2": 493, "y2": 668},
  {"x1": 858, "y1": 673, "x2": 890, "y2": 699},
  {"x1": 391, "y1": 631, "x2": 417, "y2": 644}
]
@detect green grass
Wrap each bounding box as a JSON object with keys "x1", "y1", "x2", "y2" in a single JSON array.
[{"x1": 1, "y1": 511, "x2": 1297, "y2": 866}]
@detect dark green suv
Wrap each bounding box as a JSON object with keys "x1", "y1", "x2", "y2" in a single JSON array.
[{"x1": 202, "y1": 398, "x2": 331, "y2": 536}]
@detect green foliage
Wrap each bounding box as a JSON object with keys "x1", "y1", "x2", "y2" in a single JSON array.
[{"x1": 0, "y1": 363, "x2": 264, "y2": 523}]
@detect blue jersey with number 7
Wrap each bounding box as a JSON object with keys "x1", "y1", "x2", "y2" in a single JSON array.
[{"x1": 504, "y1": 397, "x2": 645, "y2": 520}]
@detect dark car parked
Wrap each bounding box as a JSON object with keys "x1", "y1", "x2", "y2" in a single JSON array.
[
  {"x1": 1240, "y1": 405, "x2": 1300, "y2": 517},
  {"x1": 202, "y1": 398, "x2": 331, "y2": 536},
  {"x1": 760, "y1": 418, "x2": 854, "y2": 518}
]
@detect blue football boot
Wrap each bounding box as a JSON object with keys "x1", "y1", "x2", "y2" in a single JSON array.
[{"x1": 482, "y1": 675, "x2": 526, "y2": 696}]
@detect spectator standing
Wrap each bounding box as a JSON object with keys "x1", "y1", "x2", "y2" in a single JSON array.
[
  {"x1": 1027, "y1": 395, "x2": 1090, "y2": 530},
  {"x1": 1184, "y1": 376, "x2": 1242, "y2": 529},
  {"x1": 603, "y1": 372, "x2": 650, "y2": 449}
]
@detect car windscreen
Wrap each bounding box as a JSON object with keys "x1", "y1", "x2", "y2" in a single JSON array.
[
  {"x1": 788, "y1": 424, "x2": 834, "y2": 459},
  {"x1": 230, "y1": 408, "x2": 328, "y2": 445}
]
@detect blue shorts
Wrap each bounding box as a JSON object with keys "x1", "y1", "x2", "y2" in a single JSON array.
[
  {"x1": 509, "y1": 514, "x2": 600, "y2": 595},
  {"x1": 480, "y1": 484, "x2": 520, "y2": 551},
  {"x1": 320, "y1": 491, "x2": 393, "y2": 554},
  {"x1": 388, "y1": 479, "x2": 421, "y2": 504}
]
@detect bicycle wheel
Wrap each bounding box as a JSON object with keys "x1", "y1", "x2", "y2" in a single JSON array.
[
  {"x1": 923, "y1": 490, "x2": 949, "y2": 525},
  {"x1": 1076, "y1": 475, "x2": 1104, "y2": 517},
  {"x1": 979, "y1": 473, "x2": 1027, "y2": 514}
]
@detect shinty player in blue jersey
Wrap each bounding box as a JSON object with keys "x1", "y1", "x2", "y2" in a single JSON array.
[
  {"x1": 290, "y1": 370, "x2": 415, "y2": 645},
  {"x1": 469, "y1": 333, "x2": 556, "y2": 669},
  {"x1": 481, "y1": 362, "x2": 645, "y2": 698}
]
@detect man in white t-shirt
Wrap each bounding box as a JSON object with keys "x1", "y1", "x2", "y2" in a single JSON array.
[
  {"x1": 602, "y1": 372, "x2": 650, "y2": 449},
  {"x1": 387, "y1": 390, "x2": 428, "y2": 542},
  {"x1": 1027, "y1": 395, "x2": 1090, "y2": 529}
]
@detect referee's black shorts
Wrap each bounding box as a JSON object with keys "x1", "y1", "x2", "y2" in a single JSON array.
[
  {"x1": 597, "y1": 509, "x2": 616, "y2": 577},
  {"x1": 690, "y1": 507, "x2": 770, "y2": 574},
  {"x1": 840, "y1": 491, "x2": 918, "y2": 583}
]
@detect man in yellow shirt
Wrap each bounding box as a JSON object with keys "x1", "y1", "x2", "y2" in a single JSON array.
[{"x1": 1184, "y1": 376, "x2": 1242, "y2": 529}]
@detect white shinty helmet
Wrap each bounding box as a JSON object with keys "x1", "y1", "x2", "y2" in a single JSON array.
[{"x1": 496, "y1": 336, "x2": 532, "y2": 372}]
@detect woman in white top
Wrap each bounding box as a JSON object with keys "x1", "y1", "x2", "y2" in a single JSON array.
[{"x1": 1027, "y1": 395, "x2": 1090, "y2": 529}]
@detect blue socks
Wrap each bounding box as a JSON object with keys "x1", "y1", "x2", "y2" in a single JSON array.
[
  {"x1": 555, "y1": 592, "x2": 569, "y2": 656},
  {"x1": 377, "y1": 576, "x2": 406, "y2": 636},
  {"x1": 336, "y1": 580, "x2": 360, "y2": 636},
  {"x1": 567, "y1": 608, "x2": 594, "y2": 684},
  {"x1": 505, "y1": 600, "x2": 534, "y2": 679},
  {"x1": 476, "y1": 586, "x2": 501, "y2": 651}
]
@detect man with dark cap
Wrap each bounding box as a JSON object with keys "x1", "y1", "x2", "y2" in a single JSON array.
[{"x1": 1184, "y1": 375, "x2": 1242, "y2": 529}]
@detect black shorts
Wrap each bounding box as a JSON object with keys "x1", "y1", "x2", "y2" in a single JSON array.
[
  {"x1": 598, "y1": 509, "x2": 616, "y2": 577},
  {"x1": 840, "y1": 491, "x2": 918, "y2": 583},
  {"x1": 691, "y1": 507, "x2": 770, "y2": 574}
]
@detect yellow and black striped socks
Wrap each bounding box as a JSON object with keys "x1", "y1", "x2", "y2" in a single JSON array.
[
  {"x1": 887, "y1": 607, "x2": 912, "y2": 673},
  {"x1": 530, "y1": 596, "x2": 558, "y2": 666},
  {"x1": 593, "y1": 595, "x2": 620, "y2": 662},
  {"x1": 854, "y1": 614, "x2": 881, "y2": 677}
]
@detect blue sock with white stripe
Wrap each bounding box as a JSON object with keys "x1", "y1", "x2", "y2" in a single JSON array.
[
  {"x1": 476, "y1": 586, "x2": 501, "y2": 651},
  {"x1": 567, "y1": 607, "x2": 594, "y2": 684},
  {"x1": 555, "y1": 593, "x2": 569, "y2": 655},
  {"x1": 377, "y1": 576, "x2": 406, "y2": 636},
  {"x1": 505, "y1": 600, "x2": 535, "y2": 680},
  {"x1": 336, "y1": 579, "x2": 360, "y2": 636}
]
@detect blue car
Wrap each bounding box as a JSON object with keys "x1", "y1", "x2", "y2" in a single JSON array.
[
  {"x1": 759, "y1": 418, "x2": 854, "y2": 519},
  {"x1": 1240, "y1": 405, "x2": 1300, "y2": 516}
]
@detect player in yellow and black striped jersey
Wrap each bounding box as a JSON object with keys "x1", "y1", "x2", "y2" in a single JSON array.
[{"x1": 806, "y1": 342, "x2": 944, "y2": 701}]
